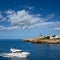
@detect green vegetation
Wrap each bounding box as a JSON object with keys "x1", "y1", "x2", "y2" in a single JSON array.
[
  {"x1": 37, "y1": 36, "x2": 50, "y2": 40},
  {"x1": 37, "y1": 35, "x2": 60, "y2": 40}
]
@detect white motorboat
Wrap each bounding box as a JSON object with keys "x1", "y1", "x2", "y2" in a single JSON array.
[{"x1": 0, "y1": 48, "x2": 30, "y2": 57}]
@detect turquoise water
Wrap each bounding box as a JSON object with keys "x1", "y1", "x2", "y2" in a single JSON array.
[{"x1": 0, "y1": 39, "x2": 60, "y2": 60}]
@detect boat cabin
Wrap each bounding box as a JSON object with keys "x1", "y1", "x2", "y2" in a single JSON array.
[{"x1": 10, "y1": 48, "x2": 23, "y2": 53}]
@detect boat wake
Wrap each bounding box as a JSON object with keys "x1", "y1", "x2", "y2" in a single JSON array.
[
  {"x1": 0, "y1": 53, "x2": 11, "y2": 57},
  {"x1": 0, "y1": 53, "x2": 29, "y2": 60}
]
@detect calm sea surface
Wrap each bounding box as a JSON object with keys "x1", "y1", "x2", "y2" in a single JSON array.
[{"x1": 0, "y1": 39, "x2": 60, "y2": 60}]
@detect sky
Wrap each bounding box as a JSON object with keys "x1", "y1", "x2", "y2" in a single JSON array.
[{"x1": 0, "y1": 0, "x2": 60, "y2": 39}]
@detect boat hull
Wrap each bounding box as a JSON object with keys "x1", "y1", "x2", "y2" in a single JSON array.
[{"x1": 0, "y1": 52, "x2": 30, "y2": 58}]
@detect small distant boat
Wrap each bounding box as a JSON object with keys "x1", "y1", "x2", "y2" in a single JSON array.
[{"x1": 0, "y1": 48, "x2": 30, "y2": 58}]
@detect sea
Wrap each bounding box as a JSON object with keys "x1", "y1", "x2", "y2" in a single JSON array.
[{"x1": 0, "y1": 39, "x2": 60, "y2": 60}]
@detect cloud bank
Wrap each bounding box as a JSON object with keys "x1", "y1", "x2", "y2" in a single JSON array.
[{"x1": 0, "y1": 9, "x2": 59, "y2": 31}]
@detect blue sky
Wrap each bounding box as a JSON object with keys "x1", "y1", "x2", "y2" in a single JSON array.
[{"x1": 0, "y1": 0, "x2": 60, "y2": 39}]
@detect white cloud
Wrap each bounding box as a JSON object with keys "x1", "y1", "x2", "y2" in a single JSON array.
[
  {"x1": 0, "y1": 9, "x2": 56, "y2": 30},
  {"x1": 36, "y1": 14, "x2": 41, "y2": 17},
  {"x1": 0, "y1": 26, "x2": 5, "y2": 31},
  {"x1": 0, "y1": 26, "x2": 21, "y2": 31},
  {"x1": 54, "y1": 27, "x2": 60, "y2": 30},
  {"x1": 0, "y1": 12, "x2": 7, "y2": 22},
  {"x1": 0, "y1": 22, "x2": 56, "y2": 31},
  {"x1": 25, "y1": 6, "x2": 34, "y2": 10},
  {"x1": 6, "y1": 10, "x2": 44, "y2": 29},
  {"x1": 44, "y1": 13, "x2": 55, "y2": 21},
  {"x1": 5, "y1": 10, "x2": 15, "y2": 14},
  {"x1": 28, "y1": 6, "x2": 34, "y2": 10},
  {"x1": 28, "y1": 22, "x2": 54, "y2": 29},
  {"x1": 6, "y1": 26, "x2": 21, "y2": 30}
]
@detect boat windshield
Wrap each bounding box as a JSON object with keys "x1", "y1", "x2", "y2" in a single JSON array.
[
  {"x1": 10, "y1": 48, "x2": 23, "y2": 53},
  {"x1": 12, "y1": 51, "x2": 23, "y2": 53}
]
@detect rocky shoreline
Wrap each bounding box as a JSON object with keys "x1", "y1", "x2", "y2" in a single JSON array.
[{"x1": 23, "y1": 39, "x2": 60, "y2": 44}]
